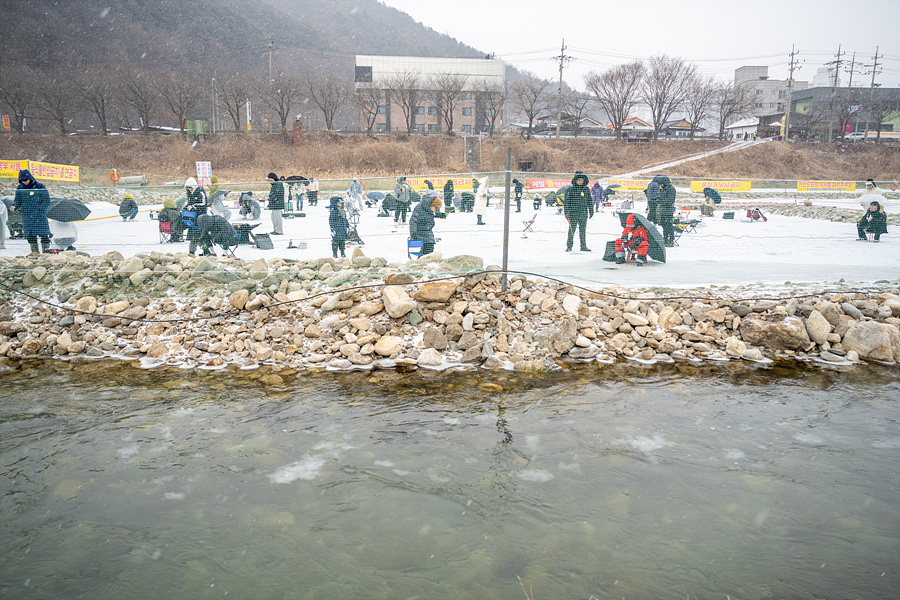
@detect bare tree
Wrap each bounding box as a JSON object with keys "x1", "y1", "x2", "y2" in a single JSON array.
[
  {"x1": 80, "y1": 70, "x2": 115, "y2": 135},
  {"x1": 564, "y1": 90, "x2": 593, "y2": 137},
  {"x1": 474, "y1": 79, "x2": 507, "y2": 136},
  {"x1": 793, "y1": 101, "x2": 829, "y2": 141},
  {"x1": 217, "y1": 74, "x2": 250, "y2": 133},
  {"x1": 713, "y1": 81, "x2": 754, "y2": 140},
  {"x1": 384, "y1": 72, "x2": 421, "y2": 134},
  {"x1": 511, "y1": 78, "x2": 550, "y2": 139},
  {"x1": 584, "y1": 61, "x2": 644, "y2": 139},
  {"x1": 305, "y1": 75, "x2": 350, "y2": 131},
  {"x1": 260, "y1": 72, "x2": 301, "y2": 133},
  {"x1": 642, "y1": 55, "x2": 696, "y2": 140},
  {"x1": 0, "y1": 66, "x2": 37, "y2": 133},
  {"x1": 683, "y1": 74, "x2": 717, "y2": 140},
  {"x1": 119, "y1": 68, "x2": 159, "y2": 131},
  {"x1": 833, "y1": 88, "x2": 865, "y2": 142},
  {"x1": 158, "y1": 72, "x2": 203, "y2": 133},
  {"x1": 429, "y1": 72, "x2": 467, "y2": 133},
  {"x1": 36, "y1": 72, "x2": 78, "y2": 134},
  {"x1": 867, "y1": 95, "x2": 900, "y2": 143},
  {"x1": 352, "y1": 82, "x2": 382, "y2": 136}
]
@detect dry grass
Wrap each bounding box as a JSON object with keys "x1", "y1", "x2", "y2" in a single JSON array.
[{"x1": 2, "y1": 133, "x2": 897, "y2": 183}]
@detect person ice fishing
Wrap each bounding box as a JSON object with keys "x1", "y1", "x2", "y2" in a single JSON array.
[
  {"x1": 591, "y1": 181, "x2": 604, "y2": 211},
  {"x1": 563, "y1": 171, "x2": 594, "y2": 252},
  {"x1": 329, "y1": 197, "x2": 349, "y2": 258},
  {"x1": 348, "y1": 178, "x2": 364, "y2": 211},
  {"x1": 614, "y1": 213, "x2": 650, "y2": 266},
  {"x1": 184, "y1": 177, "x2": 207, "y2": 216},
  {"x1": 512, "y1": 178, "x2": 524, "y2": 212},
  {"x1": 474, "y1": 176, "x2": 489, "y2": 225},
  {"x1": 12, "y1": 169, "x2": 51, "y2": 254},
  {"x1": 857, "y1": 200, "x2": 888, "y2": 242},
  {"x1": 266, "y1": 172, "x2": 285, "y2": 235},
  {"x1": 656, "y1": 175, "x2": 677, "y2": 247},
  {"x1": 393, "y1": 176, "x2": 412, "y2": 224},
  {"x1": 306, "y1": 177, "x2": 319, "y2": 206},
  {"x1": 443, "y1": 178, "x2": 454, "y2": 209},
  {"x1": 119, "y1": 194, "x2": 138, "y2": 221},
  {"x1": 644, "y1": 175, "x2": 662, "y2": 225},
  {"x1": 409, "y1": 197, "x2": 445, "y2": 255},
  {"x1": 157, "y1": 197, "x2": 184, "y2": 242}
]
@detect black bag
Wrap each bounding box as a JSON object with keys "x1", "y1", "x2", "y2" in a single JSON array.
[{"x1": 602, "y1": 240, "x2": 618, "y2": 262}]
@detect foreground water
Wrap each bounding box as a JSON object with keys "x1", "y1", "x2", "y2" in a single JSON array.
[{"x1": 1, "y1": 360, "x2": 898, "y2": 600}]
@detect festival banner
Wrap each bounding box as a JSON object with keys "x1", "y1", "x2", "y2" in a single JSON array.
[
  {"x1": 797, "y1": 180, "x2": 856, "y2": 192},
  {"x1": 195, "y1": 161, "x2": 212, "y2": 186},
  {"x1": 1, "y1": 159, "x2": 29, "y2": 178},
  {"x1": 690, "y1": 180, "x2": 752, "y2": 192},
  {"x1": 524, "y1": 178, "x2": 571, "y2": 191},
  {"x1": 27, "y1": 161, "x2": 80, "y2": 183},
  {"x1": 608, "y1": 178, "x2": 652, "y2": 191},
  {"x1": 404, "y1": 176, "x2": 473, "y2": 190}
]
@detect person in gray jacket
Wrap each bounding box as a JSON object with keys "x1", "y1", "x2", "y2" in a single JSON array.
[{"x1": 393, "y1": 176, "x2": 412, "y2": 224}]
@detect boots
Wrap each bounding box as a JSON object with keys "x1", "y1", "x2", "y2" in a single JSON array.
[
  {"x1": 615, "y1": 251, "x2": 626, "y2": 264},
  {"x1": 635, "y1": 255, "x2": 645, "y2": 266},
  {"x1": 28, "y1": 237, "x2": 39, "y2": 254},
  {"x1": 477, "y1": 214, "x2": 484, "y2": 225},
  {"x1": 40, "y1": 236, "x2": 52, "y2": 253}
]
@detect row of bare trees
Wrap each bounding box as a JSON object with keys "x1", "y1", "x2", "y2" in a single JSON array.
[{"x1": 0, "y1": 65, "x2": 355, "y2": 135}]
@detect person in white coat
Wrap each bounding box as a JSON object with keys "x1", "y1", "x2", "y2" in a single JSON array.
[
  {"x1": 474, "y1": 176, "x2": 488, "y2": 225},
  {"x1": 348, "y1": 178, "x2": 364, "y2": 211}
]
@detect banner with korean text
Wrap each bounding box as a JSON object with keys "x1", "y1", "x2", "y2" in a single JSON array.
[
  {"x1": 797, "y1": 180, "x2": 856, "y2": 192},
  {"x1": 26, "y1": 161, "x2": 80, "y2": 183},
  {"x1": 689, "y1": 180, "x2": 751, "y2": 192},
  {"x1": 608, "y1": 178, "x2": 652, "y2": 191},
  {"x1": 404, "y1": 177, "x2": 473, "y2": 190},
  {"x1": 1, "y1": 159, "x2": 29, "y2": 178}
]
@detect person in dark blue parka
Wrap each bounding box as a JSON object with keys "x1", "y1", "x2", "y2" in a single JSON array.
[
  {"x1": 329, "y1": 197, "x2": 349, "y2": 258},
  {"x1": 13, "y1": 169, "x2": 51, "y2": 254}
]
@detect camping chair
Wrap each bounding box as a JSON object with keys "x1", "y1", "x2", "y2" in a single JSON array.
[
  {"x1": 522, "y1": 213, "x2": 537, "y2": 238},
  {"x1": 408, "y1": 238, "x2": 424, "y2": 259},
  {"x1": 672, "y1": 219, "x2": 700, "y2": 246},
  {"x1": 678, "y1": 206, "x2": 691, "y2": 220},
  {"x1": 747, "y1": 208, "x2": 767, "y2": 222},
  {"x1": 158, "y1": 220, "x2": 174, "y2": 243}
]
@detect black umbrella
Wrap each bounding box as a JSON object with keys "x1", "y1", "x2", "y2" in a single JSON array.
[
  {"x1": 703, "y1": 187, "x2": 722, "y2": 204},
  {"x1": 616, "y1": 212, "x2": 666, "y2": 263},
  {"x1": 47, "y1": 197, "x2": 91, "y2": 222},
  {"x1": 176, "y1": 197, "x2": 188, "y2": 210},
  {"x1": 366, "y1": 191, "x2": 385, "y2": 201}
]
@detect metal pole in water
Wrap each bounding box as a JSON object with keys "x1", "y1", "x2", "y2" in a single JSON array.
[{"x1": 502, "y1": 148, "x2": 511, "y2": 291}]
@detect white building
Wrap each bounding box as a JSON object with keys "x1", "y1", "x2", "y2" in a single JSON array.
[{"x1": 735, "y1": 66, "x2": 808, "y2": 117}]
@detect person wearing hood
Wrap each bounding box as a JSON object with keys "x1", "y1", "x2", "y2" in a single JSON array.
[
  {"x1": 644, "y1": 175, "x2": 662, "y2": 225},
  {"x1": 12, "y1": 169, "x2": 51, "y2": 254},
  {"x1": 393, "y1": 176, "x2": 412, "y2": 224},
  {"x1": 591, "y1": 181, "x2": 604, "y2": 211},
  {"x1": 409, "y1": 197, "x2": 445, "y2": 255},
  {"x1": 158, "y1": 197, "x2": 184, "y2": 242},
  {"x1": 443, "y1": 179, "x2": 455, "y2": 209},
  {"x1": 857, "y1": 200, "x2": 888, "y2": 242},
  {"x1": 184, "y1": 177, "x2": 209, "y2": 254},
  {"x1": 614, "y1": 213, "x2": 650, "y2": 266},
  {"x1": 348, "y1": 178, "x2": 364, "y2": 211},
  {"x1": 473, "y1": 177, "x2": 489, "y2": 225},
  {"x1": 266, "y1": 172, "x2": 285, "y2": 235},
  {"x1": 657, "y1": 175, "x2": 677, "y2": 247},
  {"x1": 208, "y1": 175, "x2": 220, "y2": 196},
  {"x1": 512, "y1": 178, "x2": 524, "y2": 212},
  {"x1": 119, "y1": 194, "x2": 138, "y2": 221},
  {"x1": 563, "y1": 171, "x2": 594, "y2": 252},
  {"x1": 329, "y1": 197, "x2": 349, "y2": 258}
]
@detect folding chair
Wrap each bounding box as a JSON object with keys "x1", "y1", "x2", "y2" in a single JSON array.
[
  {"x1": 522, "y1": 213, "x2": 537, "y2": 238},
  {"x1": 408, "y1": 238, "x2": 424, "y2": 258},
  {"x1": 678, "y1": 206, "x2": 691, "y2": 220},
  {"x1": 158, "y1": 220, "x2": 173, "y2": 243},
  {"x1": 747, "y1": 208, "x2": 767, "y2": 222}
]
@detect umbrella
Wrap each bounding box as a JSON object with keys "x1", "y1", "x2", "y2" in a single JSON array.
[
  {"x1": 615, "y1": 212, "x2": 666, "y2": 263},
  {"x1": 1, "y1": 196, "x2": 13, "y2": 210},
  {"x1": 176, "y1": 197, "x2": 188, "y2": 210},
  {"x1": 604, "y1": 184, "x2": 620, "y2": 199},
  {"x1": 422, "y1": 190, "x2": 440, "y2": 199},
  {"x1": 366, "y1": 191, "x2": 385, "y2": 201},
  {"x1": 47, "y1": 197, "x2": 91, "y2": 222},
  {"x1": 208, "y1": 189, "x2": 230, "y2": 204},
  {"x1": 702, "y1": 187, "x2": 722, "y2": 204},
  {"x1": 209, "y1": 190, "x2": 232, "y2": 221}
]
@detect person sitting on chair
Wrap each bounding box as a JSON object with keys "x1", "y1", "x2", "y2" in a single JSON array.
[
  {"x1": 193, "y1": 214, "x2": 237, "y2": 256},
  {"x1": 409, "y1": 197, "x2": 445, "y2": 256},
  {"x1": 614, "y1": 214, "x2": 650, "y2": 266},
  {"x1": 157, "y1": 197, "x2": 184, "y2": 242},
  {"x1": 857, "y1": 200, "x2": 888, "y2": 242},
  {"x1": 329, "y1": 197, "x2": 349, "y2": 258}
]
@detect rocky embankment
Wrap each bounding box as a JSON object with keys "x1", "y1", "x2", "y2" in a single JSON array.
[{"x1": 1, "y1": 249, "x2": 900, "y2": 371}]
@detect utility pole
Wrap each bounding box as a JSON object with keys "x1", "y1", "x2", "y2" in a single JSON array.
[
  {"x1": 825, "y1": 44, "x2": 844, "y2": 143},
  {"x1": 784, "y1": 45, "x2": 799, "y2": 142},
  {"x1": 267, "y1": 39, "x2": 274, "y2": 133},
  {"x1": 552, "y1": 39, "x2": 574, "y2": 139},
  {"x1": 862, "y1": 47, "x2": 882, "y2": 141}
]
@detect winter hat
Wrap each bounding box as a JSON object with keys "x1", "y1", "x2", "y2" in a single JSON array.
[
  {"x1": 184, "y1": 177, "x2": 198, "y2": 189},
  {"x1": 267, "y1": 172, "x2": 278, "y2": 181},
  {"x1": 866, "y1": 179, "x2": 876, "y2": 188},
  {"x1": 124, "y1": 193, "x2": 133, "y2": 199}
]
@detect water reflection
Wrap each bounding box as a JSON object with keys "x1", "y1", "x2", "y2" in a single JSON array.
[{"x1": 0, "y1": 359, "x2": 898, "y2": 600}]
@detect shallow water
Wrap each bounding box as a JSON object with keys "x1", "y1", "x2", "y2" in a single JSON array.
[{"x1": 1, "y1": 360, "x2": 898, "y2": 600}]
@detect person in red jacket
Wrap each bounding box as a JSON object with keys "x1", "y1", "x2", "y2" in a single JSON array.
[{"x1": 614, "y1": 214, "x2": 649, "y2": 266}]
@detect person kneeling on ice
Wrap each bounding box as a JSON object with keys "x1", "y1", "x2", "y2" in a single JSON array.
[
  {"x1": 614, "y1": 214, "x2": 650, "y2": 266},
  {"x1": 329, "y1": 197, "x2": 349, "y2": 258},
  {"x1": 409, "y1": 197, "x2": 445, "y2": 255},
  {"x1": 857, "y1": 200, "x2": 888, "y2": 242}
]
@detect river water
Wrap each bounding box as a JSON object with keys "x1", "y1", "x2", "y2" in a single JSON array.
[{"x1": 1, "y1": 359, "x2": 898, "y2": 600}]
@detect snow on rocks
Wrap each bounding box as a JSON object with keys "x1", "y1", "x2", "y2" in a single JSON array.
[{"x1": 1, "y1": 250, "x2": 900, "y2": 372}]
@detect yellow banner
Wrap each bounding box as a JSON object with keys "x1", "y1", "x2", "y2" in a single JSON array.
[
  {"x1": 690, "y1": 180, "x2": 751, "y2": 192},
  {"x1": 608, "y1": 178, "x2": 652, "y2": 191},
  {"x1": 27, "y1": 161, "x2": 80, "y2": 183},
  {"x1": 797, "y1": 180, "x2": 856, "y2": 192},
  {"x1": 404, "y1": 177, "x2": 472, "y2": 190},
  {"x1": 1, "y1": 159, "x2": 28, "y2": 178}
]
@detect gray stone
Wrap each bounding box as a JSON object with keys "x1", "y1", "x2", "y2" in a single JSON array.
[
  {"x1": 382, "y1": 286, "x2": 415, "y2": 318},
  {"x1": 730, "y1": 304, "x2": 752, "y2": 317},
  {"x1": 203, "y1": 269, "x2": 240, "y2": 284},
  {"x1": 438, "y1": 255, "x2": 484, "y2": 273},
  {"x1": 804, "y1": 310, "x2": 832, "y2": 345},
  {"x1": 568, "y1": 345, "x2": 600, "y2": 359},
  {"x1": 457, "y1": 331, "x2": 480, "y2": 350},
  {"x1": 841, "y1": 302, "x2": 863, "y2": 320},
  {"x1": 423, "y1": 327, "x2": 447, "y2": 350},
  {"x1": 417, "y1": 348, "x2": 443, "y2": 366},
  {"x1": 842, "y1": 321, "x2": 900, "y2": 362},
  {"x1": 739, "y1": 315, "x2": 811, "y2": 351},
  {"x1": 533, "y1": 317, "x2": 577, "y2": 356}
]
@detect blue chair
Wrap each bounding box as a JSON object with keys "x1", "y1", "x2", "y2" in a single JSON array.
[{"x1": 407, "y1": 238, "x2": 424, "y2": 259}]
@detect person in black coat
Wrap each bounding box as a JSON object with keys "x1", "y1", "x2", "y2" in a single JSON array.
[
  {"x1": 563, "y1": 171, "x2": 594, "y2": 252},
  {"x1": 512, "y1": 178, "x2": 524, "y2": 212},
  {"x1": 409, "y1": 197, "x2": 445, "y2": 255},
  {"x1": 443, "y1": 179, "x2": 454, "y2": 208},
  {"x1": 644, "y1": 175, "x2": 662, "y2": 225},
  {"x1": 656, "y1": 175, "x2": 677, "y2": 246},
  {"x1": 857, "y1": 200, "x2": 888, "y2": 241},
  {"x1": 119, "y1": 194, "x2": 139, "y2": 220},
  {"x1": 329, "y1": 198, "x2": 349, "y2": 258},
  {"x1": 266, "y1": 172, "x2": 285, "y2": 235},
  {"x1": 12, "y1": 169, "x2": 51, "y2": 254}
]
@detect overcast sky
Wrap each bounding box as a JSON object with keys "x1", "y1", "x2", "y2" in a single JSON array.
[{"x1": 379, "y1": 0, "x2": 900, "y2": 90}]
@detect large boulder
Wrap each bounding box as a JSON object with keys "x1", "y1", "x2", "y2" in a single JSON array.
[
  {"x1": 414, "y1": 281, "x2": 458, "y2": 303},
  {"x1": 738, "y1": 315, "x2": 811, "y2": 351},
  {"x1": 533, "y1": 317, "x2": 578, "y2": 356},
  {"x1": 842, "y1": 321, "x2": 900, "y2": 362},
  {"x1": 382, "y1": 286, "x2": 415, "y2": 318},
  {"x1": 438, "y1": 255, "x2": 483, "y2": 273},
  {"x1": 804, "y1": 310, "x2": 832, "y2": 346}
]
